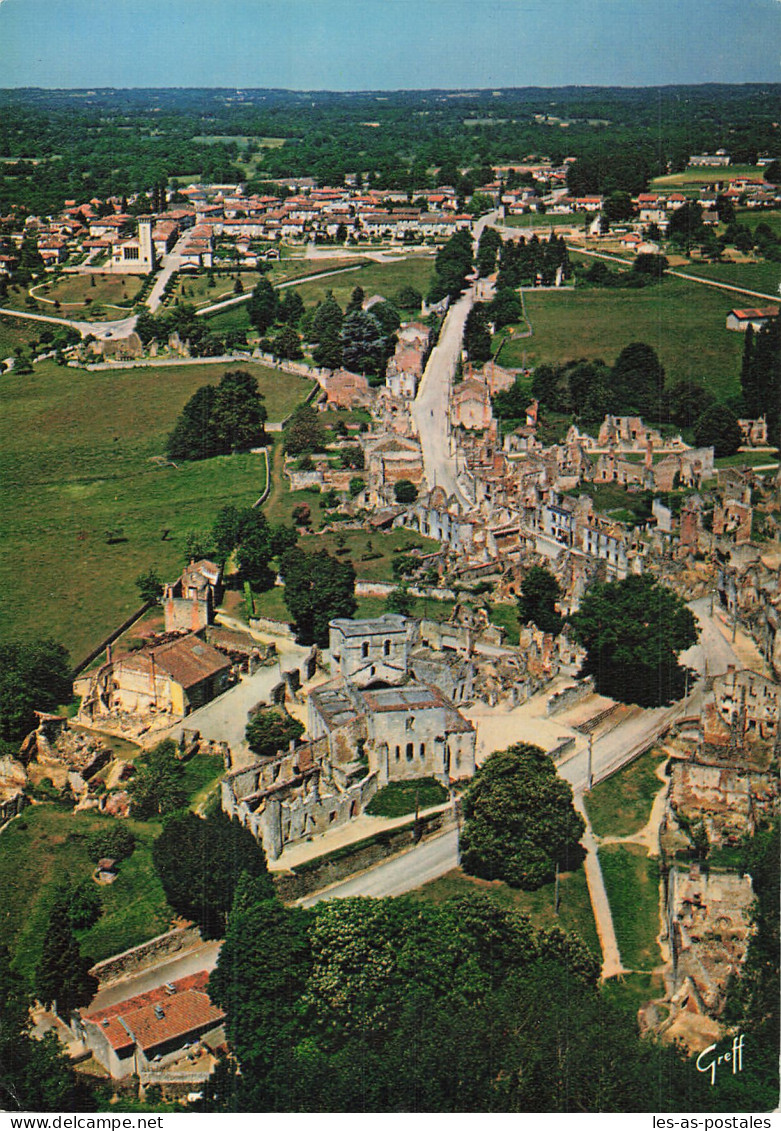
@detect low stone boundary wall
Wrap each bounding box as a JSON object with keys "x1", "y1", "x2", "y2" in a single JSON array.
[
  {"x1": 71, "y1": 600, "x2": 153, "y2": 678},
  {"x1": 546, "y1": 677, "x2": 594, "y2": 717},
  {"x1": 274, "y1": 809, "x2": 456, "y2": 902},
  {"x1": 249, "y1": 615, "x2": 295, "y2": 640},
  {"x1": 89, "y1": 925, "x2": 203, "y2": 986}
]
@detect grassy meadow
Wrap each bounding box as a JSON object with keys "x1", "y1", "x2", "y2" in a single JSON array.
[
  {"x1": 0, "y1": 360, "x2": 312, "y2": 661},
  {"x1": 598, "y1": 844, "x2": 662, "y2": 971},
  {"x1": 584, "y1": 746, "x2": 667, "y2": 838},
  {"x1": 497, "y1": 275, "x2": 746, "y2": 401},
  {"x1": 413, "y1": 866, "x2": 600, "y2": 957}
]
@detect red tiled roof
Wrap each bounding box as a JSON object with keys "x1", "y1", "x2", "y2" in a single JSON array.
[{"x1": 83, "y1": 971, "x2": 223, "y2": 1053}]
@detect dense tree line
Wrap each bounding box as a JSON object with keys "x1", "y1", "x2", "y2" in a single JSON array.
[
  {"x1": 497, "y1": 232, "x2": 570, "y2": 288},
  {"x1": 1, "y1": 85, "x2": 777, "y2": 215},
  {"x1": 205, "y1": 873, "x2": 746, "y2": 1112}
]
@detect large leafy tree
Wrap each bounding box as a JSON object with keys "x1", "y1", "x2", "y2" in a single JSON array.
[
  {"x1": 127, "y1": 739, "x2": 187, "y2": 818},
  {"x1": 247, "y1": 275, "x2": 278, "y2": 333},
  {"x1": 153, "y1": 809, "x2": 274, "y2": 938},
  {"x1": 246, "y1": 707, "x2": 304, "y2": 759},
  {"x1": 460, "y1": 743, "x2": 585, "y2": 889},
  {"x1": 463, "y1": 303, "x2": 492, "y2": 363},
  {"x1": 610, "y1": 341, "x2": 666, "y2": 420},
  {"x1": 569, "y1": 574, "x2": 697, "y2": 706},
  {"x1": 0, "y1": 947, "x2": 95, "y2": 1112},
  {"x1": 518, "y1": 566, "x2": 563, "y2": 635},
  {"x1": 166, "y1": 384, "x2": 221, "y2": 461},
  {"x1": 34, "y1": 891, "x2": 98, "y2": 1018},
  {"x1": 210, "y1": 370, "x2": 267, "y2": 452},
  {"x1": 429, "y1": 228, "x2": 474, "y2": 301},
  {"x1": 0, "y1": 638, "x2": 71, "y2": 746},
  {"x1": 281, "y1": 547, "x2": 356, "y2": 646},
  {"x1": 283, "y1": 403, "x2": 327, "y2": 456},
  {"x1": 693, "y1": 403, "x2": 742, "y2": 457},
  {"x1": 341, "y1": 308, "x2": 386, "y2": 376}
]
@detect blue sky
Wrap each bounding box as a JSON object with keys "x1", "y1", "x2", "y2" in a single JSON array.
[{"x1": 0, "y1": 0, "x2": 779, "y2": 89}]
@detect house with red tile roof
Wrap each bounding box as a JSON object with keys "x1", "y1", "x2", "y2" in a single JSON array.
[{"x1": 77, "y1": 971, "x2": 225, "y2": 1079}]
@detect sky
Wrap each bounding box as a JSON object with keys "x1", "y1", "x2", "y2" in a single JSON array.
[{"x1": 0, "y1": 0, "x2": 779, "y2": 90}]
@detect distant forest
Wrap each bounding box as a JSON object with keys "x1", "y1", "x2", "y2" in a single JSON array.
[{"x1": 1, "y1": 84, "x2": 779, "y2": 215}]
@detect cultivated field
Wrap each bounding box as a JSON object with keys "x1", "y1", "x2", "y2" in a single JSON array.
[
  {"x1": 0, "y1": 360, "x2": 312, "y2": 661},
  {"x1": 650, "y1": 164, "x2": 766, "y2": 188}
]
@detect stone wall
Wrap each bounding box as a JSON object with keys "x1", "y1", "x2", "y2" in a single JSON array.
[
  {"x1": 249, "y1": 615, "x2": 295, "y2": 640},
  {"x1": 273, "y1": 810, "x2": 456, "y2": 901},
  {"x1": 89, "y1": 926, "x2": 203, "y2": 987},
  {"x1": 546, "y1": 677, "x2": 594, "y2": 717}
]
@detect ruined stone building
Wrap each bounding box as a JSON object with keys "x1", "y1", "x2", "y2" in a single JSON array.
[
  {"x1": 163, "y1": 559, "x2": 222, "y2": 634},
  {"x1": 221, "y1": 615, "x2": 476, "y2": 859},
  {"x1": 78, "y1": 633, "x2": 232, "y2": 722},
  {"x1": 665, "y1": 863, "x2": 754, "y2": 1018}
]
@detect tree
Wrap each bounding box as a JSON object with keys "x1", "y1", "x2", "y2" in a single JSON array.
[
  {"x1": 665, "y1": 378, "x2": 715, "y2": 430},
  {"x1": 569, "y1": 574, "x2": 697, "y2": 706},
  {"x1": 210, "y1": 370, "x2": 267, "y2": 452},
  {"x1": 310, "y1": 292, "x2": 343, "y2": 342},
  {"x1": 127, "y1": 739, "x2": 187, "y2": 818},
  {"x1": 667, "y1": 200, "x2": 705, "y2": 247},
  {"x1": 395, "y1": 285, "x2": 422, "y2": 313},
  {"x1": 0, "y1": 638, "x2": 72, "y2": 745},
  {"x1": 247, "y1": 275, "x2": 277, "y2": 333},
  {"x1": 85, "y1": 823, "x2": 135, "y2": 864},
  {"x1": 0, "y1": 946, "x2": 95, "y2": 1112},
  {"x1": 64, "y1": 880, "x2": 102, "y2": 931},
  {"x1": 693, "y1": 403, "x2": 742, "y2": 457},
  {"x1": 611, "y1": 341, "x2": 666, "y2": 419},
  {"x1": 34, "y1": 891, "x2": 98, "y2": 1017},
  {"x1": 338, "y1": 445, "x2": 364, "y2": 470},
  {"x1": 281, "y1": 548, "x2": 356, "y2": 646},
  {"x1": 763, "y1": 159, "x2": 781, "y2": 186},
  {"x1": 212, "y1": 503, "x2": 243, "y2": 564},
  {"x1": 341, "y1": 308, "x2": 387, "y2": 377},
  {"x1": 518, "y1": 566, "x2": 563, "y2": 635},
  {"x1": 234, "y1": 508, "x2": 284, "y2": 591},
  {"x1": 385, "y1": 587, "x2": 414, "y2": 616},
  {"x1": 166, "y1": 384, "x2": 220, "y2": 461},
  {"x1": 284, "y1": 404, "x2": 327, "y2": 455},
  {"x1": 476, "y1": 226, "x2": 502, "y2": 277},
  {"x1": 393, "y1": 479, "x2": 418, "y2": 504},
  {"x1": 153, "y1": 809, "x2": 275, "y2": 938},
  {"x1": 271, "y1": 323, "x2": 302, "y2": 360},
  {"x1": 246, "y1": 708, "x2": 304, "y2": 758},
  {"x1": 633, "y1": 253, "x2": 668, "y2": 279},
  {"x1": 278, "y1": 288, "x2": 304, "y2": 325},
  {"x1": 460, "y1": 743, "x2": 585, "y2": 889},
  {"x1": 429, "y1": 228, "x2": 474, "y2": 301},
  {"x1": 463, "y1": 304, "x2": 492, "y2": 363},
  {"x1": 135, "y1": 567, "x2": 163, "y2": 605},
  {"x1": 489, "y1": 287, "x2": 522, "y2": 329}
]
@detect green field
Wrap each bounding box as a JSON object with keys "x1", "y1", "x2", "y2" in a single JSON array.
[
  {"x1": 165, "y1": 270, "x2": 263, "y2": 309},
  {"x1": 0, "y1": 313, "x2": 43, "y2": 358},
  {"x1": 584, "y1": 747, "x2": 667, "y2": 838},
  {"x1": 670, "y1": 260, "x2": 780, "y2": 299},
  {"x1": 0, "y1": 361, "x2": 312, "y2": 660},
  {"x1": 736, "y1": 208, "x2": 781, "y2": 237},
  {"x1": 598, "y1": 844, "x2": 662, "y2": 971},
  {"x1": 651, "y1": 165, "x2": 765, "y2": 188},
  {"x1": 498, "y1": 276, "x2": 746, "y2": 401},
  {"x1": 413, "y1": 866, "x2": 600, "y2": 956},
  {"x1": 365, "y1": 777, "x2": 449, "y2": 817},
  {"x1": 19, "y1": 274, "x2": 145, "y2": 319},
  {"x1": 0, "y1": 804, "x2": 172, "y2": 984},
  {"x1": 502, "y1": 212, "x2": 588, "y2": 230},
  {"x1": 298, "y1": 526, "x2": 440, "y2": 582},
  {"x1": 290, "y1": 255, "x2": 435, "y2": 310}
]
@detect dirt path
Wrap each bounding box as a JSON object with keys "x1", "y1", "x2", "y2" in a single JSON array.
[{"x1": 573, "y1": 792, "x2": 625, "y2": 979}]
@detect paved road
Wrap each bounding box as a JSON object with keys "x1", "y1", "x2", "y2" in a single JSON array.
[
  {"x1": 299, "y1": 827, "x2": 460, "y2": 906},
  {"x1": 170, "y1": 635, "x2": 311, "y2": 752},
  {"x1": 195, "y1": 263, "x2": 365, "y2": 318},
  {"x1": 147, "y1": 231, "x2": 193, "y2": 312},
  {"x1": 88, "y1": 941, "x2": 222, "y2": 1009},
  {"x1": 0, "y1": 304, "x2": 137, "y2": 342},
  {"x1": 682, "y1": 595, "x2": 741, "y2": 677},
  {"x1": 411, "y1": 212, "x2": 497, "y2": 506},
  {"x1": 412, "y1": 287, "x2": 477, "y2": 507}
]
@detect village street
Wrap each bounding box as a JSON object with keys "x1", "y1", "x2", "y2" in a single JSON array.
[{"x1": 411, "y1": 210, "x2": 498, "y2": 506}]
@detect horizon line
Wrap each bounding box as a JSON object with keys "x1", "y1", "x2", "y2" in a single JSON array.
[{"x1": 2, "y1": 80, "x2": 780, "y2": 95}]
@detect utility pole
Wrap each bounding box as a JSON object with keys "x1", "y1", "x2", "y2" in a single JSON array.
[
  {"x1": 586, "y1": 732, "x2": 593, "y2": 791},
  {"x1": 554, "y1": 861, "x2": 560, "y2": 916}
]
